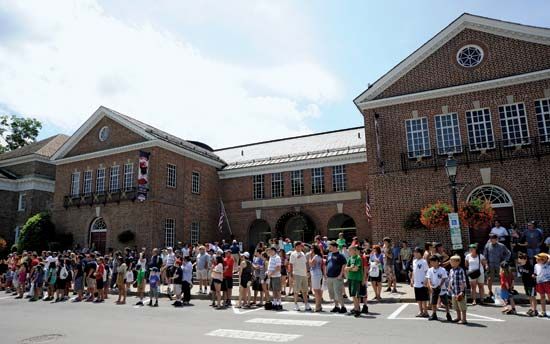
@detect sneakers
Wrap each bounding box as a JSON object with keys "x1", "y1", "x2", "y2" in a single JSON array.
[
  {"x1": 538, "y1": 312, "x2": 547, "y2": 318},
  {"x1": 428, "y1": 313, "x2": 438, "y2": 321},
  {"x1": 385, "y1": 287, "x2": 392, "y2": 292},
  {"x1": 354, "y1": 310, "x2": 361, "y2": 318},
  {"x1": 339, "y1": 306, "x2": 348, "y2": 314},
  {"x1": 154, "y1": 300, "x2": 158, "y2": 307},
  {"x1": 361, "y1": 305, "x2": 369, "y2": 314},
  {"x1": 135, "y1": 301, "x2": 144, "y2": 306},
  {"x1": 304, "y1": 304, "x2": 312, "y2": 312},
  {"x1": 392, "y1": 288, "x2": 398, "y2": 293},
  {"x1": 294, "y1": 304, "x2": 300, "y2": 311},
  {"x1": 446, "y1": 313, "x2": 452, "y2": 322},
  {"x1": 148, "y1": 300, "x2": 153, "y2": 307},
  {"x1": 330, "y1": 306, "x2": 341, "y2": 313}
]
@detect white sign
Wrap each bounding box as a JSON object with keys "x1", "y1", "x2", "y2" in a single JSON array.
[{"x1": 448, "y1": 212, "x2": 463, "y2": 250}]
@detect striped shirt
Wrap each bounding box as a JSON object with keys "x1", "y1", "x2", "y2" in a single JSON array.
[
  {"x1": 449, "y1": 267, "x2": 466, "y2": 296},
  {"x1": 267, "y1": 254, "x2": 281, "y2": 278}
]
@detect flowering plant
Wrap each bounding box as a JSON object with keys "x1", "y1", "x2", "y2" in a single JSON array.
[
  {"x1": 459, "y1": 198, "x2": 495, "y2": 229},
  {"x1": 420, "y1": 201, "x2": 452, "y2": 229}
]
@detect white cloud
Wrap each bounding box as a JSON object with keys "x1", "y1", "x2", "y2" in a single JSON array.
[{"x1": 0, "y1": 0, "x2": 343, "y2": 148}]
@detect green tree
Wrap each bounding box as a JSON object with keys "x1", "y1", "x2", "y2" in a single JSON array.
[
  {"x1": 0, "y1": 114, "x2": 42, "y2": 153},
  {"x1": 17, "y1": 212, "x2": 56, "y2": 253}
]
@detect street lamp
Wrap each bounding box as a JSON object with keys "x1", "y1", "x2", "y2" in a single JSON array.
[{"x1": 445, "y1": 155, "x2": 458, "y2": 212}]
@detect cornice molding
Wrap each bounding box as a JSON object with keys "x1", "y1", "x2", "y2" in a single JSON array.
[
  {"x1": 0, "y1": 154, "x2": 53, "y2": 168},
  {"x1": 0, "y1": 177, "x2": 55, "y2": 192},
  {"x1": 242, "y1": 191, "x2": 362, "y2": 209}
]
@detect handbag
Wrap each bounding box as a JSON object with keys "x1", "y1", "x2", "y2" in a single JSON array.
[{"x1": 467, "y1": 255, "x2": 481, "y2": 279}]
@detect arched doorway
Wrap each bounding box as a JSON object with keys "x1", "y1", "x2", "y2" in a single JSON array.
[
  {"x1": 275, "y1": 212, "x2": 315, "y2": 244},
  {"x1": 327, "y1": 214, "x2": 357, "y2": 243},
  {"x1": 248, "y1": 219, "x2": 271, "y2": 251},
  {"x1": 467, "y1": 185, "x2": 514, "y2": 245},
  {"x1": 89, "y1": 217, "x2": 107, "y2": 253}
]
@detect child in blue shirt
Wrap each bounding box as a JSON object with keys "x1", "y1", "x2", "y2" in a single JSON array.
[{"x1": 148, "y1": 267, "x2": 160, "y2": 307}]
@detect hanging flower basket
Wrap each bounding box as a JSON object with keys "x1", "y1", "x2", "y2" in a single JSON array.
[
  {"x1": 459, "y1": 198, "x2": 495, "y2": 229},
  {"x1": 420, "y1": 201, "x2": 452, "y2": 229}
]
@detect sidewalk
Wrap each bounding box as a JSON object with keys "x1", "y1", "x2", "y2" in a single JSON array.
[{"x1": 124, "y1": 282, "x2": 533, "y2": 304}]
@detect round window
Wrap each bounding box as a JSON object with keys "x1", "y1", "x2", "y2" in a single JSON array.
[
  {"x1": 98, "y1": 126, "x2": 110, "y2": 142},
  {"x1": 456, "y1": 45, "x2": 484, "y2": 68}
]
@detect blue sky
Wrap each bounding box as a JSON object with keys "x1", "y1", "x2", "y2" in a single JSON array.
[{"x1": 1, "y1": 0, "x2": 549, "y2": 148}]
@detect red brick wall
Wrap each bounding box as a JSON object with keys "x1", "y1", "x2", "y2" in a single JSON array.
[{"x1": 376, "y1": 29, "x2": 550, "y2": 99}]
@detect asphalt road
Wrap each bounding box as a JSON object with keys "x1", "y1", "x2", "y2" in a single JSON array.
[{"x1": 0, "y1": 294, "x2": 548, "y2": 344}]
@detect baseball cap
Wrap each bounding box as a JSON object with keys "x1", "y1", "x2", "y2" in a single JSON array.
[{"x1": 241, "y1": 252, "x2": 250, "y2": 259}]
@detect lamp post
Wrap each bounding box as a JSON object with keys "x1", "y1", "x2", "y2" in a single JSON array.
[{"x1": 445, "y1": 155, "x2": 458, "y2": 212}]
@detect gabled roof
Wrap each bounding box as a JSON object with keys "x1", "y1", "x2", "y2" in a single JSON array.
[
  {"x1": 0, "y1": 134, "x2": 68, "y2": 162},
  {"x1": 215, "y1": 126, "x2": 366, "y2": 170},
  {"x1": 354, "y1": 13, "x2": 550, "y2": 105},
  {"x1": 52, "y1": 106, "x2": 224, "y2": 165}
]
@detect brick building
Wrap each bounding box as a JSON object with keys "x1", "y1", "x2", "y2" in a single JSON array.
[
  {"x1": 354, "y1": 14, "x2": 550, "y2": 248},
  {"x1": 0, "y1": 134, "x2": 68, "y2": 246}
]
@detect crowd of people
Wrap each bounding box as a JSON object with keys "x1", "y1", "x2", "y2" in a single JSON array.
[{"x1": 0, "y1": 220, "x2": 549, "y2": 322}]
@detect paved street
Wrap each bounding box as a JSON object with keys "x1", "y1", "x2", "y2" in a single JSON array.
[{"x1": 1, "y1": 295, "x2": 548, "y2": 344}]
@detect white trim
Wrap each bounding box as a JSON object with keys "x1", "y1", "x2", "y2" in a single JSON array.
[
  {"x1": 467, "y1": 184, "x2": 514, "y2": 208},
  {"x1": 0, "y1": 154, "x2": 52, "y2": 168},
  {"x1": 456, "y1": 44, "x2": 484, "y2": 68},
  {"x1": 354, "y1": 13, "x2": 550, "y2": 104},
  {"x1": 242, "y1": 190, "x2": 362, "y2": 209},
  {"x1": 218, "y1": 152, "x2": 367, "y2": 179},
  {"x1": 0, "y1": 177, "x2": 55, "y2": 192},
  {"x1": 357, "y1": 68, "x2": 550, "y2": 110},
  {"x1": 17, "y1": 192, "x2": 26, "y2": 211}
]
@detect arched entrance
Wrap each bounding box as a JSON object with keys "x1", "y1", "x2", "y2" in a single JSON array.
[
  {"x1": 248, "y1": 219, "x2": 271, "y2": 251},
  {"x1": 275, "y1": 212, "x2": 315, "y2": 244},
  {"x1": 467, "y1": 185, "x2": 515, "y2": 245},
  {"x1": 327, "y1": 214, "x2": 357, "y2": 243},
  {"x1": 89, "y1": 217, "x2": 107, "y2": 253}
]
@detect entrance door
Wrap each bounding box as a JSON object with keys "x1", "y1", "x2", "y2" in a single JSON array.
[
  {"x1": 248, "y1": 220, "x2": 271, "y2": 251},
  {"x1": 90, "y1": 217, "x2": 107, "y2": 253}
]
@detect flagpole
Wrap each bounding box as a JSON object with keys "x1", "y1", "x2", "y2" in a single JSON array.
[{"x1": 220, "y1": 198, "x2": 232, "y2": 235}]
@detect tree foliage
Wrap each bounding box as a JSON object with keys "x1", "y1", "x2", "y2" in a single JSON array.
[
  {"x1": 0, "y1": 114, "x2": 42, "y2": 153},
  {"x1": 17, "y1": 212, "x2": 56, "y2": 253}
]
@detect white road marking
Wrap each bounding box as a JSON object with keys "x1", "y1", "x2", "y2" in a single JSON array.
[
  {"x1": 246, "y1": 318, "x2": 328, "y2": 327},
  {"x1": 465, "y1": 312, "x2": 505, "y2": 322},
  {"x1": 232, "y1": 306, "x2": 266, "y2": 315},
  {"x1": 0, "y1": 296, "x2": 13, "y2": 300},
  {"x1": 206, "y1": 329, "x2": 302, "y2": 342},
  {"x1": 272, "y1": 310, "x2": 343, "y2": 317},
  {"x1": 387, "y1": 303, "x2": 408, "y2": 319}
]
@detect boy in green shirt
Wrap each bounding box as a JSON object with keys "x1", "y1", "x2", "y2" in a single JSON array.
[
  {"x1": 345, "y1": 246, "x2": 363, "y2": 317},
  {"x1": 336, "y1": 233, "x2": 346, "y2": 250}
]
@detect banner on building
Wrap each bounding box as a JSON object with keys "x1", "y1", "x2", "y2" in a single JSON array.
[{"x1": 137, "y1": 150, "x2": 150, "y2": 202}]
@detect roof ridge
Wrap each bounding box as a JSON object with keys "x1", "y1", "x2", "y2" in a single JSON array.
[{"x1": 214, "y1": 126, "x2": 365, "y2": 152}]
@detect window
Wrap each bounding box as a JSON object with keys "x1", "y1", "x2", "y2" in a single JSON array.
[
  {"x1": 456, "y1": 45, "x2": 484, "y2": 68},
  {"x1": 291, "y1": 170, "x2": 304, "y2": 196},
  {"x1": 191, "y1": 222, "x2": 200, "y2": 244},
  {"x1": 83, "y1": 170, "x2": 93, "y2": 195},
  {"x1": 498, "y1": 103, "x2": 529, "y2": 147},
  {"x1": 535, "y1": 98, "x2": 550, "y2": 143},
  {"x1": 311, "y1": 167, "x2": 325, "y2": 194},
  {"x1": 435, "y1": 113, "x2": 462, "y2": 154},
  {"x1": 167, "y1": 164, "x2": 177, "y2": 188},
  {"x1": 271, "y1": 172, "x2": 284, "y2": 198},
  {"x1": 123, "y1": 163, "x2": 134, "y2": 191},
  {"x1": 332, "y1": 165, "x2": 347, "y2": 192},
  {"x1": 96, "y1": 168, "x2": 106, "y2": 194},
  {"x1": 253, "y1": 175, "x2": 264, "y2": 200},
  {"x1": 164, "y1": 218, "x2": 175, "y2": 248},
  {"x1": 405, "y1": 117, "x2": 431, "y2": 158},
  {"x1": 70, "y1": 172, "x2": 80, "y2": 197},
  {"x1": 17, "y1": 193, "x2": 26, "y2": 211},
  {"x1": 466, "y1": 108, "x2": 495, "y2": 150},
  {"x1": 109, "y1": 165, "x2": 120, "y2": 192},
  {"x1": 192, "y1": 171, "x2": 200, "y2": 194}
]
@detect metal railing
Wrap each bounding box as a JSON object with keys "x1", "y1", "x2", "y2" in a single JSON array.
[{"x1": 63, "y1": 187, "x2": 138, "y2": 208}]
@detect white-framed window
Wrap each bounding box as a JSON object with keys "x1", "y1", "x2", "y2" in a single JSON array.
[
  {"x1": 191, "y1": 222, "x2": 200, "y2": 244},
  {"x1": 405, "y1": 117, "x2": 431, "y2": 158},
  {"x1": 311, "y1": 167, "x2": 325, "y2": 194},
  {"x1": 456, "y1": 45, "x2": 484, "y2": 68},
  {"x1": 83, "y1": 170, "x2": 93, "y2": 195},
  {"x1": 17, "y1": 192, "x2": 26, "y2": 211},
  {"x1": 291, "y1": 170, "x2": 304, "y2": 196},
  {"x1": 109, "y1": 165, "x2": 120, "y2": 192},
  {"x1": 271, "y1": 172, "x2": 284, "y2": 198},
  {"x1": 435, "y1": 113, "x2": 462, "y2": 154},
  {"x1": 253, "y1": 175, "x2": 264, "y2": 200},
  {"x1": 535, "y1": 98, "x2": 550, "y2": 143},
  {"x1": 96, "y1": 168, "x2": 106, "y2": 194},
  {"x1": 466, "y1": 108, "x2": 495, "y2": 150},
  {"x1": 164, "y1": 218, "x2": 175, "y2": 248},
  {"x1": 332, "y1": 165, "x2": 347, "y2": 192},
  {"x1": 192, "y1": 171, "x2": 200, "y2": 194},
  {"x1": 167, "y1": 164, "x2": 177, "y2": 188},
  {"x1": 70, "y1": 172, "x2": 80, "y2": 197},
  {"x1": 123, "y1": 163, "x2": 134, "y2": 191},
  {"x1": 498, "y1": 103, "x2": 529, "y2": 147}
]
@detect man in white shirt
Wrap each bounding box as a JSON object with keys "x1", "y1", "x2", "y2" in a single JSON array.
[
  {"x1": 411, "y1": 247, "x2": 429, "y2": 317},
  {"x1": 267, "y1": 247, "x2": 282, "y2": 310},
  {"x1": 289, "y1": 241, "x2": 311, "y2": 311},
  {"x1": 490, "y1": 220, "x2": 509, "y2": 245}
]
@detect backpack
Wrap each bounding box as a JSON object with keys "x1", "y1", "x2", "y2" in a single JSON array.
[
  {"x1": 369, "y1": 263, "x2": 380, "y2": 278},
  {"x1": 60, "y1": 266, "x2": 68, "y2": 280}
]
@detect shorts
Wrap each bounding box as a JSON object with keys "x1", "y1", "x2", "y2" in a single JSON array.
[
  {"x1": 86, "y1": 277, "x2": 96, "y2": 289},
  {"x1": 223, "y1": 277, "x2": 233, "y2": 290},
  {"x1": 137, "y1": 281, "x2": 146, "y2": 292},
  {"x1": 452, "y1": 296, "x2": 467, "y2": 312},
  {"x1": 439, "y1": 293, "x2": 449, "y2": 306},
  {"x1": 173, "y1": 284, "x2": 182, "y2": 295},
  {"x1": 270, "y1": 277, "x2": 281, "y2": 292},
  {"x1": 359, "y1": 283, "x2": 367, "y2": 298},
  {"x1": 212, "y1": 279, "x2": 222, "y2": 286},
  {"x1": 55, "y1": 279, "x2": 66, "y2": 290},
  {"x1": 166, "y1": 266, "x2": 175, "y2": 278},
  {"x1": 524, "y1": 285, "x2": 537, "y2": 297},
  {"x1": 414, "y1": 287, "x2": 429, "y2": 302},
  {"x1": 74, "y1": 277, "x2": 84, "y2": 291},
  {"x1": 149, "y1": 286, "x2": 159, "y2": 299},
  {"x1": 293, "y1": 275, "x2": 308, "y2": 293},
  {"x1": 369, "y1": 274, "x2": 382, "y2": 282},
  {"x1": 384, "y1": 264, "x2": 395, "y2": 278},
  {"x1": 486, "y1": 267, "x2": 499, "y2": 281},
  {"x1": 240, "y1": 276, "x2": 252, "y2": 289},
  {"x1": 348, "y1": 279, "x2": 362, "y2": 298},
  {"x1": 468, "y1": 272, "x2": 485, "y2": 284},
  {"x1": 430, "y1": 287, "x2": 442, "y2": 305},
  {"x1": 311, "y1": 274, "x2": 322, "y2": 290},
  {"x1": 96, "y1": 279, "x2": 104, "y2": 290},
  {"x1": 500, "y1": 289, "x2": 510, "y2": 301},
  {"x1": 536, "y1": 281, "x2": 550, "y2": 295},
  {"x1": 197, "y1": 269, "x2": 209, "y2": 280}
]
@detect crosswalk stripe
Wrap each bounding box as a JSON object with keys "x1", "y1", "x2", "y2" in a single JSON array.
[
  {"x1": 206, "y1": 329, "x2": 301, "y2": 342},
  {"x1": 387, "y1": 303, "x2": 408, "y2": 319},
  {"x1": 246, "y1": 318, "x2": 328, "y2": 327}
]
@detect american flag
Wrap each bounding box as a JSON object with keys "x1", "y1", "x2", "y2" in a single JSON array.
[
  {"x1": 218, "y1": 202, "x2": 225, "y2": 234},
  {"x1": 365, "y1": 188, "x2": 373, "y2": 222}
]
